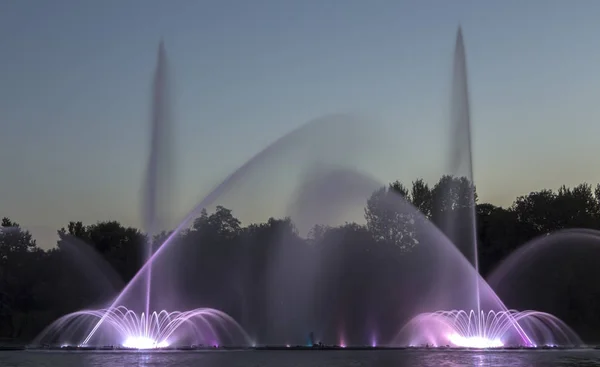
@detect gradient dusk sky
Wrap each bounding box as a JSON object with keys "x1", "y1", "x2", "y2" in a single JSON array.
[{"x1": 1, "y1": 0, "x2": 600, "y2": 248}]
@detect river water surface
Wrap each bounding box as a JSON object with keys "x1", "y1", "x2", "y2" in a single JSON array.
[{"x1": 1, "y1": 349, "x2": 600, "y2": 367}]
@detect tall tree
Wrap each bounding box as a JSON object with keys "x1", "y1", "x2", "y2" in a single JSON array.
[
  {"x1": 365, "y1": 182, "x2": 418, "y2": 251},
  {"x1": 0, "y1": 218, "x2": 40, "y2": 337}
]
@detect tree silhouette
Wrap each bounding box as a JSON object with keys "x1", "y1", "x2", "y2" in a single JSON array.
[
  {"x1": 365, "y1": 182, "x2": 418, "y2": 251},
  {"x1": 0, "y1": 218, "x2": 40, "y2": 338}
]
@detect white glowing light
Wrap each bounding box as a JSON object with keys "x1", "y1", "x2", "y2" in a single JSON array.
[
  {"x1": 447, "y1": 333, "x2": 503, "y2": 348},
  {"x1": 122, "y1": 336, "x2": 169, "y2": 349}
]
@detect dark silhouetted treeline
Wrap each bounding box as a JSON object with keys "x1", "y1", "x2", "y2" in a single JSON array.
[{"x1": 3, "y1": 176, "x2": 600, "y2": 343}]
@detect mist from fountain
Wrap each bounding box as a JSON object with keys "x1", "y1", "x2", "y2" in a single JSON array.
[{"x1": 91, "y1": 114, "x2": 377, "y2": 346}]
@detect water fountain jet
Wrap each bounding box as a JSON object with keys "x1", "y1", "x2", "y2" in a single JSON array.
[
  {"x1": 31, "y1": 41, "x2": 250, "y2": 349},
  {"x1": 394, "y1": 26, "x2": 582, "y2": 349}
]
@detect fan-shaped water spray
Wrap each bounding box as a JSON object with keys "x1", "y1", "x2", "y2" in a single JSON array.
[
  {"x1": 33, "y1": 306, "x2": 249, "y2": 348},
  {"x1": 396, "y1": 310, "x2": 580, "y2": 348}
]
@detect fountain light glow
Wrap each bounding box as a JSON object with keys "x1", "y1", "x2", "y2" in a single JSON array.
[
  {"x1": 122, "y1": 336, "x2": 169, "y2": 349},
  {"x1": 447, "y1": 333, "x2": 503, "y2": 348}
]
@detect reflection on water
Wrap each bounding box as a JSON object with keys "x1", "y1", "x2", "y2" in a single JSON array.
[{"x1": 1, "y1": 350, "x2": 600, "y2": 367}]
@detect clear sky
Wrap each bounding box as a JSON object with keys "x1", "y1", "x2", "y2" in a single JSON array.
[{"x1": 2, "y1": 0, "x2": 600, "y2": 248}]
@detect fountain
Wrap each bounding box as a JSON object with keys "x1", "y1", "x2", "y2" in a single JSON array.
[
  {"x1": 31, "y1": 27, "x2": 585, "y2": 350},
  {"x1": 32, "y1": 42, "x2": 250, "y2": 349},
  {"x1": 392, "y1": 27, "x2": 582, "y2": 349},
  {"x1": 35, "y1": 306, "x2": 246, "y2": 349},
  {"x1": 398, "y1": 310, "x2": 578, "y2": 348}
]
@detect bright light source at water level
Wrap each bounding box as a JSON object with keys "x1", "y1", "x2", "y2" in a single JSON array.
[
  {"x1": 447, "y1": 333, "x2": 503, "y2": 348},
  {"x1": 122, "y1": 336, "x2": 169, "y2": 349}
]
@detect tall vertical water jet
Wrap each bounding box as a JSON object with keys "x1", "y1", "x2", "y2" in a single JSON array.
[
  {"x1": 141, "y1": 41, "x2": 173, "y2": 317},
  {"x1": 448, "y1": 26, "x2": 480, "y2": 313}
]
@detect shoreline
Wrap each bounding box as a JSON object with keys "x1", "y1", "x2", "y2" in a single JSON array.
[{"x1": 5, "y1": 345, "x2": 589, "y2": 352}]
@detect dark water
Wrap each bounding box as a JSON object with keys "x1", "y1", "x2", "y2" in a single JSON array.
[{"x1": 2, "y1": 350, "x2": 600, "y2": 367}]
